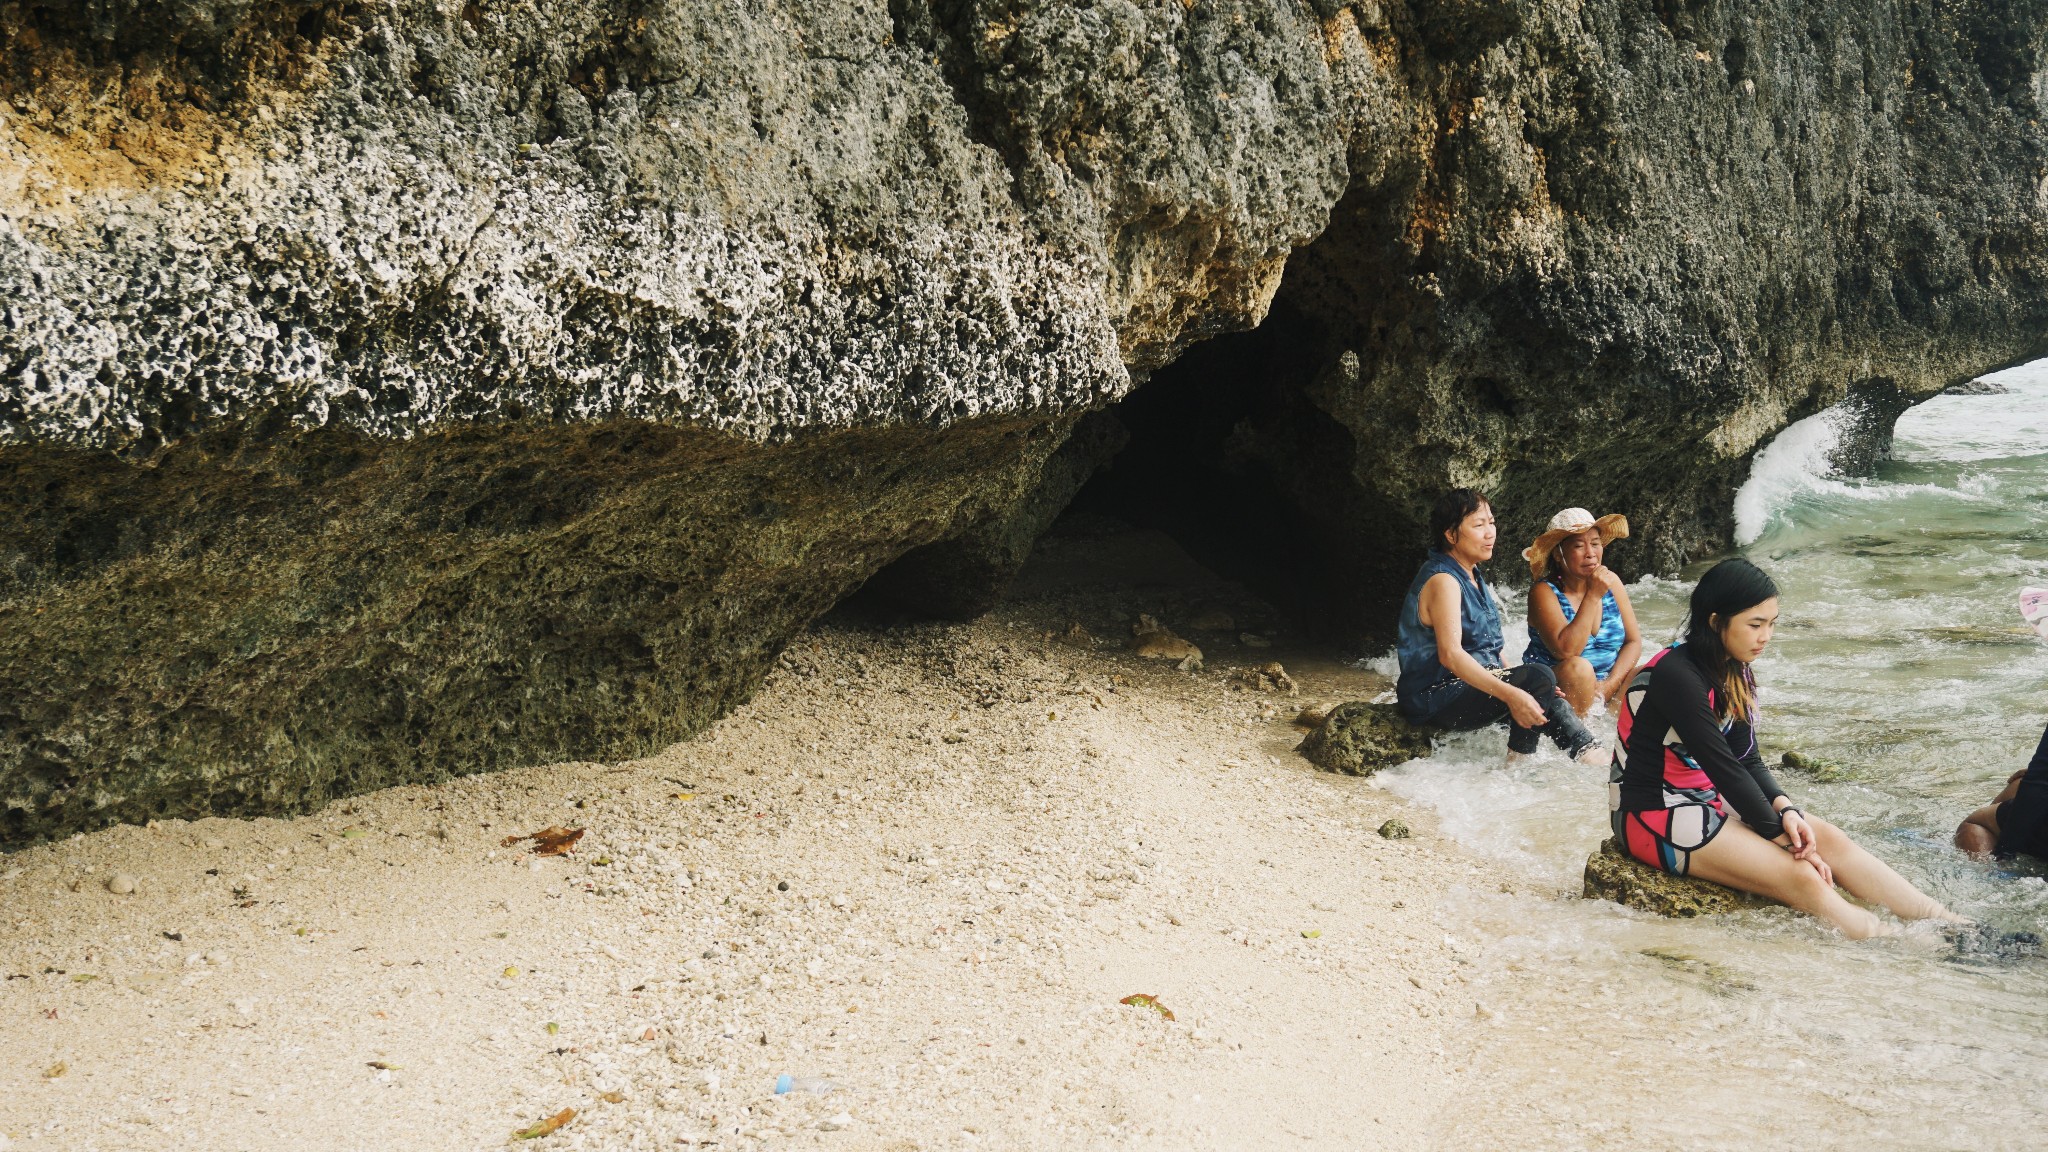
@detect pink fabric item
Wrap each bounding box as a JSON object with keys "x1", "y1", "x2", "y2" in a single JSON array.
[{"x1": 2023, "y1": 587, "x2": 2048, "y2": 641}]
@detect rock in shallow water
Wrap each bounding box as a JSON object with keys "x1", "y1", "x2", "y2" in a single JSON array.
[
  {"x1": 1779, "y1": 751, "x2": 1856, "y2": 784},
  {"x1": 1296, "y1": 703, "x2": 1433, "y2": 777},
  {"x1": 1582, "y1": 839, "x2": 1762, "y2": 917}
]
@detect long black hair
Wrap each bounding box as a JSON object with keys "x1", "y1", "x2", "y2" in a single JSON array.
[
  {"x1": 1682, "y1": 557, "x2": 1779, "y2": 722},
  {"x1": 1427, "y1": 488, "x2": 1489, "y2": 553}
]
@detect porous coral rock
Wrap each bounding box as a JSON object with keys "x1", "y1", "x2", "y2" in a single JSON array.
[
  {"x1": 1583, "y1": 838, "x2": 1761, "y2": 917},
  {"x1": 1295, "y1": 701, "x2": 1432, "y2": 777}
]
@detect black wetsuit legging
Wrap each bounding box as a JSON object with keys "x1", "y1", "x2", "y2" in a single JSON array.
[{"x1": 1410, "y1": 664, "x2": 1597, "y2": 757}]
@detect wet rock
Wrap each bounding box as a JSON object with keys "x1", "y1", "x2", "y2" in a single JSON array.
[
  {"x1": 1376, "y1": 819, "x2": 1411, "y2": 840},
  {"x1": 1639, "y1": 947, "x2": 1759, "y2": 995},
  {"x1": 1779, "y1": 751, "x2": 1854, "y2": 784},
  {"x1": 1823, "y1": 379, "x2": 1919, "y2": 477},
  {"x1": 1582, "y1": 839, "x2": 1758, "y2": 917},
  {"x1": 1293, "y1": 702, "x2": 1335, "y2": 729},
  {"x1": 1944, "y1": 378, "x2": 2013, "y2": 396},
  {"x1": 1295, "y1": 703, "x2": 1433, "y2": 777}
]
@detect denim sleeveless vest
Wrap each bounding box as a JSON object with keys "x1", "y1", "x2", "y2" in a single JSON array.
[{"x1": 1396, "y1": 552, "x2": 1504, "y2": 711}]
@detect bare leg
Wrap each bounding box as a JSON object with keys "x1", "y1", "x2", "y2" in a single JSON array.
[
  {"x1": 1955, "y1": 818, "x2": 1997, "y2": 858},
  {"x1": 1602, "y1": 660, "x2": 1639, "y2": 709},
  {"x1": 1685, "y1": 820, "x2": 1892, "y2": 939},
  {"x1": 1808, "y1": 817, "x2": 1962, "y2": 922},
  {"x1": 1554, "y1": 657, "x2": 1597, "y2": 717}
]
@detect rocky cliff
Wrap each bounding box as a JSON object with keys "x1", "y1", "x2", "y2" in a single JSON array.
[
  {"x1": 1104, "y1": 0, "x2": 2048, "y2": 636},
  {"x1": 3, "y1": 0, "x2": 2043, "y2": 841}
]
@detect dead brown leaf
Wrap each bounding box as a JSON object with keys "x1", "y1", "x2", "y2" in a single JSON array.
[
  {"x1": 500, "y1": 827, "x2": 585, "y2": 857},
  {"x1": 511, "y1": 1107, "x2": 575, "y2": 1140},
  {"x1": 1118, "y1": 993, "x2": 1175, "y2": 1021}
]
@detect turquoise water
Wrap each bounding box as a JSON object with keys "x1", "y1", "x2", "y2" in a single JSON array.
[{"x1": 1378, "y1": 361, "x2": 2048, "y2": 1148}]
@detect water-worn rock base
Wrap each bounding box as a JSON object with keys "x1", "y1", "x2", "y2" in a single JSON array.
[
  {"x1": 1582, "y1": 838, "x2": 1760, "y2": 917},
  {"x1": 0, "y1": 415, "x2": 1071, "y2": 844},
  {"x1": 1295, "y1": 702, "x2": 1434, "y2": 777}
]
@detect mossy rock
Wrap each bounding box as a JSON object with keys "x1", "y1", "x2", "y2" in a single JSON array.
[
  {"x1": 1582, "y1": 838, "x2": 1765, "y2": 917},
  {"x1": 1294, "y1": 702, "x2": 1433, "y2": 777},
  {"x1": 1779, "y1": 750, "x2": 1855, "y2": 783}
]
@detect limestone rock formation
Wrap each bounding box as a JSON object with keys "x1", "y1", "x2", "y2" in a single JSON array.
[
  {"x1": 1583, "y1": 837, "x2": 1759, "y2": 917},
  {"x1": 1111, "y1": 0, "x2": 2048, "y2": 636},
  {"x1": 1295, "y1": 701, "x2": 1432, "y2": 776},
  {"x1": 4, "y1": 0, "x2": 2046, "y2": 839},
  {"x1": 0, "y1": 0, "x2": 1345, "y2": 841}
]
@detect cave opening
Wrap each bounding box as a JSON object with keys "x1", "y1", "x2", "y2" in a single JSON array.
[
  {"x1": 845, "y1": 293, "x2": 1401, "y2": 652},
  {"x1": 1060, "y1": 300, "x2": 1380, "y2": 651}
]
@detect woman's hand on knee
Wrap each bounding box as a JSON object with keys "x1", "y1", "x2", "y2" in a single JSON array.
[
  {"x1": 1776, "y1": 810, "x2": 1818, "y2": 856},
  {"x1": 1800, "y1": 853, "x2": 1835, "y2": 889}
]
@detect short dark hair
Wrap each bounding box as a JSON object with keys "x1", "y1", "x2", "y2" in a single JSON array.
[{"x1": 1427, "y1": 488, "x2": 1490, "y2": 552}]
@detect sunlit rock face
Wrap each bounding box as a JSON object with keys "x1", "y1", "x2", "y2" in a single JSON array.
[
  {"x1": 0, "y1": 0, "x2": 1348, "y2": 840},
  {"x1": 2, "y1": 0, "x2": 2044, "y2": 838}
]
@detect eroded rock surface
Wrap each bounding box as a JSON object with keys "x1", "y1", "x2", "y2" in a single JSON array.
[
  {"x1": 4, "y1": 0, "x2": 2046, "y2": 837},
  {"x1": 1295, "y1": 701, "x2": 1432, "y2": 776},
  {"x1": 0, "y1": 0, "x2": 1346, "y2": 840},
  {"x1": 1583, "y1": 837, "x2": 1759, "y2": 917},
  {"x1": 1113, "y1": 0, "x2": 2048, "y2": 637}
]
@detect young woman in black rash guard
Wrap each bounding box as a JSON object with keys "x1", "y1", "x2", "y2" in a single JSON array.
[{"x1": 1611, "y1": 558, "x2": 1961, "y2": 939}]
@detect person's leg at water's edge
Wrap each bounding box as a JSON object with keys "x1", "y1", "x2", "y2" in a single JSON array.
[
  {"x1": 1681, "y1": 818, "x2": 1894, "y2": 939},
  {"x1": 1552, "y1": 655, "x2": 1600, "y2": 718},
  {"x1": 1501, "y1": 664, "x2": 1601, "y2": 762}
]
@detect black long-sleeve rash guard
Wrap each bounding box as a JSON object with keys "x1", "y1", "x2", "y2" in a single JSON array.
[
  {"x1": 1620, "y1": 644, "x2": 1788, "y2": 840},
  {"x1": 1996, "y1": 725, "x2": 2048, "y2": 859}
]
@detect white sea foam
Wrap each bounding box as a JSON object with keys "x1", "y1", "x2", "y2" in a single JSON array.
[
  {"x1": 1375, "y1": 365, "x2": 2048, "y2": 1145},
  {"x1": 1732, "y1": 388, "x2": 2004, "y2": 547}
]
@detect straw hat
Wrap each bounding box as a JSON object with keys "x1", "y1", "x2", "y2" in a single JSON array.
[{"x1": 1523, "y1": 507, "x2": 1629, "y2": 580}]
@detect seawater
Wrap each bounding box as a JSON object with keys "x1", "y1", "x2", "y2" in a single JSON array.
[{"x1": 1382, "y1": 361, "x2": 2048, "y2": 1149}]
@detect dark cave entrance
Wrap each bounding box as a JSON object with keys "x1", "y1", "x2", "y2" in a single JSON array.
[
  {"x1": 849, "y1": 297, "x2": 1404, "y2": 650},
  {"x1": 1062, "y1": 301, "x2": 1382, "y2": 649}
]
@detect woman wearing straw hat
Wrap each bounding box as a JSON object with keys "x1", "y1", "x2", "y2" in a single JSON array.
[{"x1": 1521, "y1": 508, "x2": 1643, "y2": 716}]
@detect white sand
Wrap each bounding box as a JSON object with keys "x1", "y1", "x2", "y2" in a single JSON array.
[{"x1": 2, "y1": 533, "x2": 1559, "y2": 1151}]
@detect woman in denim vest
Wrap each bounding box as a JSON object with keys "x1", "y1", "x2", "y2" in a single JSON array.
[{"x1": 1395, "y1": 489, "x2": 1601, "y2": 764}]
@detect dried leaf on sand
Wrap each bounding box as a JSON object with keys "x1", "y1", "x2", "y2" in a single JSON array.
[
  {"x1": 499, "y1": 826, "x2": 585, "y2": 856},
  {"x1": 511, "y1": 1107, "x2": 575, "y2": 1140},
  {"x1": 1118, "y1": 993, "x2": 1174, "y2": 1021}
]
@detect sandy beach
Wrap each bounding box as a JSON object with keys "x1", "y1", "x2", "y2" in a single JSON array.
[
  {"x1": 0, "y1": 523, "x2": 1561, "y2": 1150},
  {"x1": 3, "y1": 522, "x2": 1860, "y2": 1151}
]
